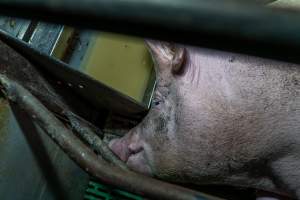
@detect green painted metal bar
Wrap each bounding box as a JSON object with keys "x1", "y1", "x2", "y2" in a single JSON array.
[{"x1": 0, "y1": 0, "x2": 299, "y2": 64}]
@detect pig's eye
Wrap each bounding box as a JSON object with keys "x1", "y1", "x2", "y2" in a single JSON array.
[{"x1": 152, "y1": 98, "x2": 162, "y2": 107}]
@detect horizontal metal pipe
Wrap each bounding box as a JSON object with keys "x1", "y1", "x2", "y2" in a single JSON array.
[{"x1": 0, "y1": 0, "x2": 300, "y2": 64}]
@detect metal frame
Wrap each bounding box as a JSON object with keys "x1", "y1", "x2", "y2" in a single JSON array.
[{"x1": 0, "y1": 18, "x2": 89, "y2": 200}]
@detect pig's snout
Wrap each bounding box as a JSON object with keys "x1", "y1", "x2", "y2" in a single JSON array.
[
  {"x1": 109, "y1": 138, "x2": 131, "y2": 162},
  {"x1": 109, "y1": 136, "x2": 144, "y2": 162},
  {"x1": 109, "y1": 134, "x2": 152, "y2": 175}
]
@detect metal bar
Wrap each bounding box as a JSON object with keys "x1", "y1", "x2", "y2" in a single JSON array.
[
  {"x1": 0, "y1": 0, "x2": 300, "y2": 64},
  {"x1": 65, "y1": 111, "x2": 129, "y2": 170},
  {"x1": 28, "y1": 22, "x2": 64, "y2": 55}
]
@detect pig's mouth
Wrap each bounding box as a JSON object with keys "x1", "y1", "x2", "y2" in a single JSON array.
[
  {"x1": 126, "y1": 145, "x2": 144, "y2": 164},
  {"x1": 126, "y1": 150, "x2": 151, "y2": 175},
  {"x1": 109, "y1": 139, "x2": 153, "y2": 176},
  {"x1": 126, "y1": 148, "x2": 153, "y2": 176}
]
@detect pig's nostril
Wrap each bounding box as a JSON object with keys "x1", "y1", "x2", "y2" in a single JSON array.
[{"x1": 129, "y1": 145, "x2": 143, "y2": 155}]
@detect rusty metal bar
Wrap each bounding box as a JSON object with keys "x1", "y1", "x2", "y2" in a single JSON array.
[{"x1": 65, "y1": 111, "x2": 129, "y2": 171}]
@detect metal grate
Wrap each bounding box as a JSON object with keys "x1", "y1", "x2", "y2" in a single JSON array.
[{"x1": 84, "y1": 179, "x2": 143, "y2": 200}]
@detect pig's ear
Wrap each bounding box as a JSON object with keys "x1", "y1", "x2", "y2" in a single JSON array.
[{"x1": 146, "y1": 40, "x2": 186, "y2": 75}]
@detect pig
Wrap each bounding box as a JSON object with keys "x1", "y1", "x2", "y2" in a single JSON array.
[{"x1": 109, "y1": 41, "x2": 300, "y2": 198}]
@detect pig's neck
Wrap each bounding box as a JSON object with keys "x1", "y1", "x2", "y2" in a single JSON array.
[
  {"x1": 223, "y1": 173, "x2": 275, "y2": 191},
  {"x1": 222, "y1": 173, "x2": 289, "y2": 196}
]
